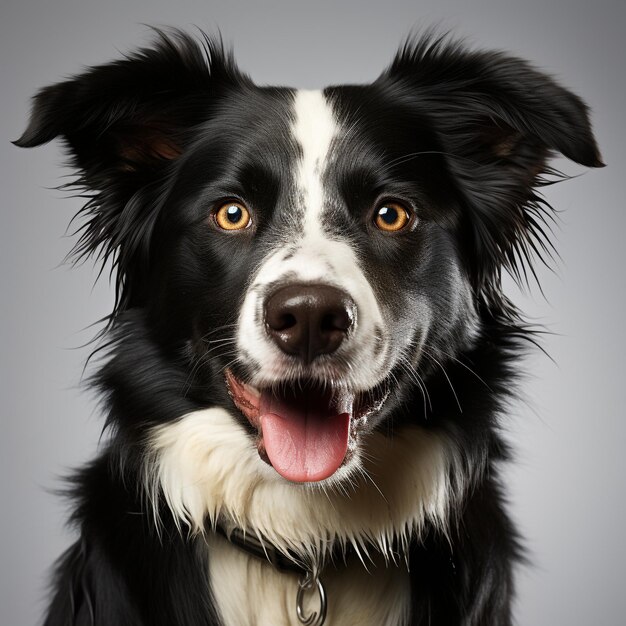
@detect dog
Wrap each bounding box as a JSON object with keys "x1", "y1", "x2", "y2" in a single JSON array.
[{"x1": 16, "y1": 29, "x2": 602, "y2": 625}]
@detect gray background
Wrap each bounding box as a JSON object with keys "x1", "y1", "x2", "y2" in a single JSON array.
[{"x1": 2, "y1": 0, "x2": 624, "y2": 624}]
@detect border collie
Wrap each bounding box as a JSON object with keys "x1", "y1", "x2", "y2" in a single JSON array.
[{"x1": 16, "y1": 29, "x2": 602, "y2": 626}]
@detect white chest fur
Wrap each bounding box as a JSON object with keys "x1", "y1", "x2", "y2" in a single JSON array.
[
  {"x1": 207, "y1": 533, "x2": 411, "y2": 626},
  {"x1": 149, "y1": 408, "x2": 457, "y2": 553},
  {"x1": 148, "y1": 408, "x2": 462, "y2": 624}
]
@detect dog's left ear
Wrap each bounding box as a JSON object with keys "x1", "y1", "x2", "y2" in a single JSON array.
[
  {"x1": 381, "y1": 38, "x2": 603, "y2": 298},
  {"x1": 384, "y1": 37, "x2": 603, "y2": 168}
]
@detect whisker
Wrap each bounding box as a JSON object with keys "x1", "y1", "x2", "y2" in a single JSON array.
[
  {"x1": 396, "y1": 354, "x2": 432, "y2": 415},
  {"x1": 423, "y1": 344, "x2": 492, "y2": 392},
  {"x1": 420, "y1": 347, "x2": 462, "y2": 413}
]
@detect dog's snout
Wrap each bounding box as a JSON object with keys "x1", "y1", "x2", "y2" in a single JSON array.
[{"x1": 265, "y1": 284, "x2": 355, "y2": 363}]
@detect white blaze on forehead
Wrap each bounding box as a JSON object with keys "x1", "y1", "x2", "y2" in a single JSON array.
[
  {"x1": 292, "y1": 89, "x2": 338, "y2": 236},
  {"x1": 236, "y1": 89, "x2": 389, "y2": 391}
]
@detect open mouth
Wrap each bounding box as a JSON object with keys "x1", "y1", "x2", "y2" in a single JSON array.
[{"x1": 225, "y1": 369, "x2": 388, "y2": 483}]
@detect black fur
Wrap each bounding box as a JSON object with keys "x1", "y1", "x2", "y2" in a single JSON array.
[{"x1": 16, "y1": 29, "x2": 602, "y2": 625}]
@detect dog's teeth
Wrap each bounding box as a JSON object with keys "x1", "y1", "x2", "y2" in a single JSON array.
[
  {"x1": 335, "y1": 388, "x2": 354, "y2": 414},
  {"x1": 242, "y1": 382, "x2": 260, "y2": 399}
]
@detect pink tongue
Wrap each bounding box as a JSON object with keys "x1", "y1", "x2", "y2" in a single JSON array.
[{"x1": 260, "y1": 391, "x2": 350, "y2": 483}]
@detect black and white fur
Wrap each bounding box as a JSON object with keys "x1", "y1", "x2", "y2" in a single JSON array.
[{"x1": 16, "y1": 30, "x2": 602, "y2": 625}]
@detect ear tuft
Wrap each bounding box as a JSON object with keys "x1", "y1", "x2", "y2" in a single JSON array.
[
  {"x1": 13, "y1": 28, "x2": 246, "y2": 174},
  {"x1": 13, "y1": 84, "x2": 67, "y2": 148}
]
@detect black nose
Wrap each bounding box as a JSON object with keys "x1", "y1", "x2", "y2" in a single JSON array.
[{"x1": 265, "y1": 284, "x2": 356, "y2": 363}]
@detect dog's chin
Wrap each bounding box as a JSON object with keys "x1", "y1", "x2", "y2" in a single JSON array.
[{"x1": 225, "y1": 369, "x2": 389, "y2": 484}]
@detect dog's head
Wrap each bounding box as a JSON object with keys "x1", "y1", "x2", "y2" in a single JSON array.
[{"x1": 16, "y1": 31, "x2": 602, "y2": 486}]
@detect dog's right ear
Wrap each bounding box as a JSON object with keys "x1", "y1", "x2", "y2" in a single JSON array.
[
  {"x1": 14, "y1": 30, "x2": 246, "y2": 316},
  {"x1": 14, "y1": 29, "x2": 244, "y2": 184}
]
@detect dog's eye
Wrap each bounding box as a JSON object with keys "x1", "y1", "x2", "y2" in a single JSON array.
[
  {"x1": 214, "y1": 201, "x2": 252, "y2": 231},
  {"x1": 374, "y1": 202, "x2": 411, "y2": 232}
]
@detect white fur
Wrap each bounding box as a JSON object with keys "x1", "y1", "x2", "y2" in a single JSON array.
[
  {"x1": 236, "y1": 89, "x2": 389, "y2": 391},
  {"x1": 148, "y1": 407, "x2": 458, "y2": 560},
  {"x1": 148, "y1": 408, "x2": 458, "y2": 624},
  {"x1": 237, "y1": 237, "x2": 390, "y2": 391},
  {"x1": 292, "y1": 89, "x2": 336, "y2": 241}
]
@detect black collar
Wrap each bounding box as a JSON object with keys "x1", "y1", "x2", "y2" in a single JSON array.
[
  {"x1": 215, "y1": 524, "x2": 308, "y2": 575},
  {"x1": 214, "y1": 524, "x2": 403, "y2": 574}
]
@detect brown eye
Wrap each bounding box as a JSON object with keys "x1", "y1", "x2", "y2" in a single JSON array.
[
  {"x1": 214, "y1": 201, "x2": 252, "y2": 231},
  {"x1": 374, "y1": 202, "x2": 411, "y2": 232}
]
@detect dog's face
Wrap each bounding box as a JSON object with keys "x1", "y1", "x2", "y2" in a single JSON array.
[
  {"x1": 16, "y1": 32, "x2": 602, "y2": 488},
  {"x1": 148, "y1": 85, "x2": 479, "y2": 483}
]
